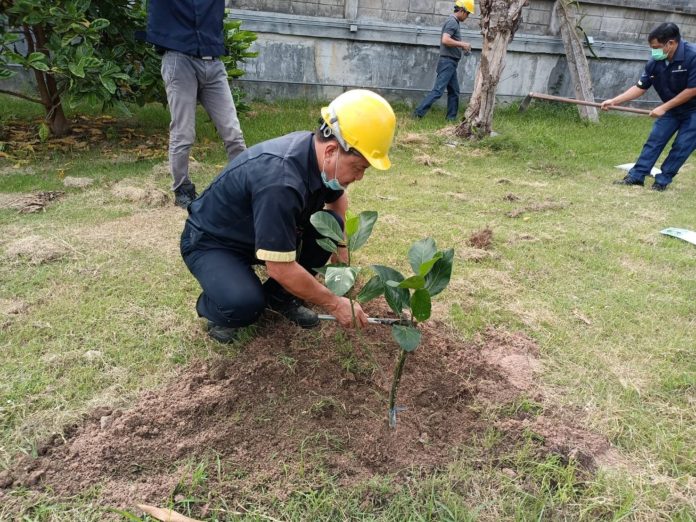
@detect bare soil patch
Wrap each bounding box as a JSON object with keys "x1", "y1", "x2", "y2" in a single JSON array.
[
  {"x1": 0, "y1": 309, "x2": 614, "y2": 512},
  {"x1": 63, "y1": 176, "x2": 94, "y2": 188},
  {"x1": 468, "y1": 227, "x2": 494, "y2": 250}
]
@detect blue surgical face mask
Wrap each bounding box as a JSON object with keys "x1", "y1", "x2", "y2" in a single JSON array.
[
  {"x1": 651, "y1": 43, "x2": 670, "y2": 61},
  {"x1": 321, "y1": 171, "x2": 344, "y2": 191},
  {"x1": 321, "y1": 154, "x2": 346, "y2": 191}
]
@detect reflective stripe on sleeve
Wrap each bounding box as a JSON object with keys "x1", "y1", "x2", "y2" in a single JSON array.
[{"x1": 256, "y1": 249, "x2": 296, "y2": 262}]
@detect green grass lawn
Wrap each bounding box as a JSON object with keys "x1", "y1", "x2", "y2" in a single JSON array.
[{"x1": 0, "y1": 94, "x2": 694, "y2": 521}]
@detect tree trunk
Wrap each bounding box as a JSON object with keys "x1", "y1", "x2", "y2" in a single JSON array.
[
  {"x1": 554, "y1": 0, "x2": 598, "y2": 122},
  {"x1": 22, "y1": 24, "x2": 71, "y2": 136},
  {"x1": 456, "y1": 0, "x2": 528, "y2": 139}
]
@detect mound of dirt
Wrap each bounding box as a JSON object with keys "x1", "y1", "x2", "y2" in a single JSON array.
[
  {"x1": 0, "y1": 310, "x2": 613, "y2": 510},
  {"x1": 468, "y1": 227, "x2": 493, "y2": 250},
  {"x1": 111, "y1": 183, "x2": 169, "y2": 207},
  {"x1": 4, "y1": 235, "x2": 70, "y2": 265}
]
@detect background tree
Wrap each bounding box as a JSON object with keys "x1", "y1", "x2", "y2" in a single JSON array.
[
  {"x1": 0, "y1": 0, "x2": 256, "y2": 136},
  {"x1": 553, "y1": 0, "x2": 598, "y2": 122},
  {"x1": 456, "y1": 0, "x2": 528, "y2": 139}
]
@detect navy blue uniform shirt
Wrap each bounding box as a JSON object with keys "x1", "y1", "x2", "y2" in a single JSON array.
[
  {"x1": 146, "y1": 0, "x2": 226, "y2": 57},
  {"x1": 186, "y1": 132, "x2": 343, "y2": 262},
  {"x1": 637, "y1": 40, "x2": 696, "y2": 114}
]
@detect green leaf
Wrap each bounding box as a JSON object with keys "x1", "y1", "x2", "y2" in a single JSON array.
[
  {"x1": 90, "y1": 18, "x2": 110, "y2": 31},
  {"x1": 392, "y1": 325, "x2": 421, "y2": 352},
  {"x1": 344, "y1": 210, "x2": 359, "y2": 238},
  {"x1": 316, "y1": 237, "x2": 338, "y2": 254},
  {"x1": 38, "y1": 123, "x2": 49, "y2": 142},
  {"x1": 325, "y1": 267, "x2": 357, "y2": 297},
  {"x1": 30, "y1": 61, "x2": 49, "y2": 72},
  {"x1": 0, "y1": 69, "x2": 16, "y2": 79},
  {"x1": 68, "y1": 60, "x2": 85, "y2": 78},
  {"x1": 347, "y1": 211, "x2": 378, "y2": 252},
  {"x1": 408, "y1": 238, "x2": 437, "y2": 274},
  {"x1": 356, "y1": 275, "x2": 384, "y2": 303},
  {"x1": 100, "y1": 75, "x2": 117, "y2": 94},
  {"x1": 310, "y1": 211, "x2": 344, "y2": 243},
  {"x1": 410, "y1": 289, "x2": 431, "y2": 322},
  {"x1": 26, "y1": 52, "x2": 45, "y2": 63},
  {"x1": 418, "y1": 253, "x2": 442, "y2": 277},
  {"x1": 397, "y1": 275, "x2": 425, "y2": 290},
  {"x1": 372, "y1": 265, "x2": 408, "y2": 316},
  {"x1": 424, "y1": 248, "x2": 454, "y2": 297}
]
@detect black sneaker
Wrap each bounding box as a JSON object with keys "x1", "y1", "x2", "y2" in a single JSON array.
[
  {"x1": 206, "y1": 321, "x2": 240, "y2": 343},
  {"x1": 267, "y1": 296, "x2": 319, "y2": 329},
  {"x1": 651, "y1": 182, "x2": 667, "y2": 192},
  {"x1": 174, "y1": 181, "x2": 197, "y2": 209},
  {"x1": 613, "y1": 176, "x2": 644, "y2": 187}
]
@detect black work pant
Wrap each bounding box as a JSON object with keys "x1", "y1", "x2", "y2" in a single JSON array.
[{"x1": 180, "y1": 211, "x2": 341, "y2": 328}]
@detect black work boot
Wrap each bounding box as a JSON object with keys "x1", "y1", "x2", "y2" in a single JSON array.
[
  {"x1": 174, "y1": 181, "x2": 197, "y2": 208},
  {"x1": 264, "y1": 281, "x2": 319, "y2": 329},
  {"x1": 206, "y1": 321, "x2": 240, "y2": 344},
  {"x1": 613, "y1": 176, "x2": 644, "y2": 187}
]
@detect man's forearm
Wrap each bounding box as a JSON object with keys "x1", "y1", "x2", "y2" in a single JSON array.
[{"x1": 611, "y1": 86, "x2": 646, "y2": 105}]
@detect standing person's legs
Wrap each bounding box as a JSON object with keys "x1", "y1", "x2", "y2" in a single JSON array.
[
  {"x1": 161, "y1": 52, "x2": 198, "y2": 191},
  {"x1": 445, "y1": 64, "x2": 460, "y2": 121},
  {"x1": 414, "y1": 58, "x2": 456, "y2": 118},
  {"x1": 626, "y1": 113, "x2": 680, "y2": 183},
  {"x1": 199, "y1": 60, "x2": 246, "y2": 162},
  {"x1": 654, "y1": 111, "x2": 696, "y2": 188}
]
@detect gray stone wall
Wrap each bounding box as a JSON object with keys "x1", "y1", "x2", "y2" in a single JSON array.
[
  {"x1": 523, "y1": 0, "x2": 696, "y2": 42},
  {"x1": 230, "y1": 0, "x2": 696, "y2": 42},
  {"x1": 228, "y1": 0, "x2": 696, "y2": 108}
]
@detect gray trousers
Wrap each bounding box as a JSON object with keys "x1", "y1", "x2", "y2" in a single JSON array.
[{"x1": 161, "y1": 51, "x2": 246, "y2": 190}]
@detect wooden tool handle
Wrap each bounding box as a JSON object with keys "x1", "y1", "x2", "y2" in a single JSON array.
[{"x1": 528, "y1": 92, "x2": 652, "y2": 115}]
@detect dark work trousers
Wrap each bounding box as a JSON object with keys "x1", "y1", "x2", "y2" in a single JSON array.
[
  {"x1": 180, "y1": 210, "x2": 342, "y2": 328},
  {"x1": 414, "y1": 56, "x2": 460, "y2": 120},
  {"x1": 627, "y1": 109, "x2": 696, "y2": 186}
]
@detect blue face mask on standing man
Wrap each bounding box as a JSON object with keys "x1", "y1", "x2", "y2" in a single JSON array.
[{"x1": 651, "y1": 40, "x2": 673, "y2": 61}]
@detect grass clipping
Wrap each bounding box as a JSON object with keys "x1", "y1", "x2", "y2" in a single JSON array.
[
  {"x1": 4, "y1": 235, "x2": 70, "y2": 265},
  {"x1": 111, "y1": 181, "x2": 169, "y2": 207}
]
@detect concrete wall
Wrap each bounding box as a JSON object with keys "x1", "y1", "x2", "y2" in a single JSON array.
[{"x1": 230, "y1": 0, "x2": 696, "y2": 108}]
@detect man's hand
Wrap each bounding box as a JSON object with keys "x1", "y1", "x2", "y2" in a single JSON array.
[
  {"x1": 330, "y1": 296, "x2": 368, "y2": 329},
  {"x1": 461, "y1": 42, "x2": 472, "y2": 52},
  {"x1": 650, "y1": 106, "x2": 666, "y2": 118},
  {"x1": 600, "y1": 98, "x2": 615, "y2": 111}
]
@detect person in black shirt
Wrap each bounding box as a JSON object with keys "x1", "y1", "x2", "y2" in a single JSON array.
[{"x1": 180, "y1": 90, "x2": 397, "y2": 343}]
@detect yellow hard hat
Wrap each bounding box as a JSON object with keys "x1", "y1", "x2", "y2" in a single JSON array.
[
  {"x1": 455, "y1": 0, "x2": 474, "y2": 13},
  {"x1": 320, "y1": 89, "x2": 396, "y2": 171}
]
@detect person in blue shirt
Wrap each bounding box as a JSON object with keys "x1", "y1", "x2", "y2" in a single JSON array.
[
  {"x1": 603, "y1": 23, "x2": 696, "y2": 191},
  {"x1": 180, "y1": 90, "x2": 397, "y2": 343},
  {"x1": 146, "y1": 0, "x2": 246, "y2": 208}
]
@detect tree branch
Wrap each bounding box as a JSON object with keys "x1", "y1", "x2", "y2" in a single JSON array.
[{"x1": 0, "y1": 88, "x2": 43, "y2": 104}]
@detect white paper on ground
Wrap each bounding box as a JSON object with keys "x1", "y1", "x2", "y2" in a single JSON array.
[
  {"x1": 660, "y1": 228, "x2": 696, "y2": 246},
  {"x1": 615, "y1": 163, "x2": 661, "y2": 177}
]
